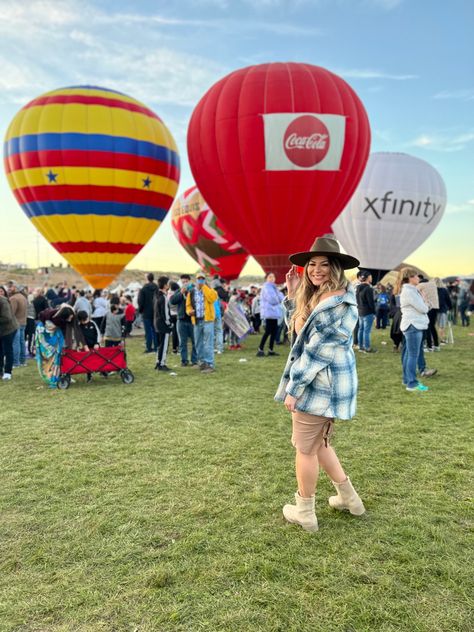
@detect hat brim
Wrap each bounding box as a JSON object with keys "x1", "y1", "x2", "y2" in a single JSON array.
[{"x1": 289, "y1": 250, "x2": 360, "y2": 270}]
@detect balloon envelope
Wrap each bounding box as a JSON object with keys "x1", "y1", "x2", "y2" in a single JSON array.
[
  {"x1": 171, "y1": 185, "x2": 248, "y2": 281},
  {"x1": 4, "y1": 85, "x2": 180, "y2": 288},
  {"x1": 187, "y1": 62, "x2": 370, "y2": 282},
  {"x1": 331, "y1": 152, "x2": 447, "y2": 271}
]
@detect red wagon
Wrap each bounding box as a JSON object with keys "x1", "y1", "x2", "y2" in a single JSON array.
[{"x1": 58, "y1": 344, "x2": 134, "y2": 389}]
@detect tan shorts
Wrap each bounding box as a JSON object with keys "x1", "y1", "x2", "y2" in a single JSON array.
[{"x1": 291, "y1": 411, "x2": 334, "y2": 455}]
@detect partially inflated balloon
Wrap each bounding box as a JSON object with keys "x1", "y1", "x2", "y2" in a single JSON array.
[
  {"x1": 171, "y1": 185, "x2": 248, "y2": 280},
  {"x1": 188, "y1": 63, "x2": 370, "y2": 282},
  {"x1": 4, "y1": 86, "x2": 180, "y2": 288},
  {"x1": 332, "y1": 152, "x2": 447, "y2": 280}
]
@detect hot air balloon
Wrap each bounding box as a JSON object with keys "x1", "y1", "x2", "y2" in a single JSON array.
[
  {"x1": 171, "y1": 185, "x2": 248, "y2": 280},
  {"x1": 187, "y1": 63, "x2": 370, "y2": 282},
  {"x1": 4, "y1": 85, "x2": 180, "y2": 289},
  {"x1": 332, "y1": 152, "x2": 447, "y2": 282}
]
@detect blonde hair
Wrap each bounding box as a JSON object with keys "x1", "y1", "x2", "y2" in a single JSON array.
[
  {"x1": 394, "y1": 267, "x2": 419, "y2": 295},
  {"x1": 434, "y1": 277, "x2": 445, "y2": 289},
  {"x1": 290, "y1": 257, "x2": 347, "y2": 333}
]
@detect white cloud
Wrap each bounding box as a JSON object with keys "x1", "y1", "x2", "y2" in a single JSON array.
[
  {"x1": 334, "y1": 68, "x2": 417, "y2": 80},
  {"x1": 409, "y1": 131, "x2": 474, "y2": 152},
  {"x1": 445, "y1": 202, "x2": 474, "y2": 215},
  {"x1": 433, "y1": 89, "x2": 474, "y2": 101}
]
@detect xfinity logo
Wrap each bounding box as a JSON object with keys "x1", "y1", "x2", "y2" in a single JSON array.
[{"x1": 363, "y1": 191, "x2": 442, "y2": 224}]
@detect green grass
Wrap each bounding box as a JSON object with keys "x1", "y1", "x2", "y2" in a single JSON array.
[{"x1": 1, "y1": 327, "x2": 473, "y2": 631}]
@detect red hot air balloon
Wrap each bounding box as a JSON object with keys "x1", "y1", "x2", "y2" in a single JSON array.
[
  {"x1": 171, "y1": 185, "x2": 248, "y2": 280},
  {"x1": 187, "y1": 63, "x2": 371, "y2": 281}
]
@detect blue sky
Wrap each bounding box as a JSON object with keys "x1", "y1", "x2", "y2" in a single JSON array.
[{"x1": 0, "y1": 0, "x2": 472, "y2": 275}]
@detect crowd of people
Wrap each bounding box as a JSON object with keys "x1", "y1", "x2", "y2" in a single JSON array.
[{"x1": 0, "y1": 268, "x2": 472, "y2": 390}]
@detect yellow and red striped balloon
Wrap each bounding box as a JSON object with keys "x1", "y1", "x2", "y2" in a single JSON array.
[{"x1": 4, "y1": 85, "x2": 180, "y2": 288}]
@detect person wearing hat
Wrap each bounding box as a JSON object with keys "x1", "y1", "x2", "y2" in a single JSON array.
[
  {"x1": 186, "y1": 272, "x2": 218, "y2": 373},
  {"x1": 275, "y1": 237, "x2": 366, "y2": 532}
]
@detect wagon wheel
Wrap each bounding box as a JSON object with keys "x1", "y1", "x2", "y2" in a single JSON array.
[
  {"x1": 57, "y1": 374, "x2": 71, "y2": 390},
  {"x1": 120, "y1": 369, "x2": 134, "y2": 384}
]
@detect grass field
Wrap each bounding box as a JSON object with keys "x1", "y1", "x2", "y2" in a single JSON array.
[{"x1": 1, "y1": 326, "x2": 473, "y2": 632}]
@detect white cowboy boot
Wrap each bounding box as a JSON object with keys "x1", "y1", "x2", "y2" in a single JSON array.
[
  {"x1": 328, "y1": 477, "x2": 365, "y2": 516},
  {"x1": 283, "y1": 492, "x2": 319, "y2": 532}
]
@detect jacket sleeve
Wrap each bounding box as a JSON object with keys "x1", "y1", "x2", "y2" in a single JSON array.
[
  {"x1": 169, "y1": 290, "x2": 183, "y2": 307},
  {"x1": 286, "y1": 308, "x2": 354, "y2": 399},
  {"x1": 186, "y1": 292, "x2": 193, "y2": 316},
  {"x1": 137, "y1": 289, "x2": 144, "y2": 313},
  {"x1": 203, "y1": 286, "x2": 218, "y2": 303}
]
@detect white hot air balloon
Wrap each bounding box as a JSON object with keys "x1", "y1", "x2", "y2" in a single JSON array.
[{"x1": 332, "y1": 152, "x2": 447, "y2": 280}]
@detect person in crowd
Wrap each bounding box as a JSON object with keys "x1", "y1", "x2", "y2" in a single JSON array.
[
  {"x1": 418, "y1": 276, "x2": 440, "y2": 351},
  {"x1": 33, "y1": 287, "x2": 49, "y2": 319},
  {"x1": 123, "y1": 295, "x2": 136, "y2": 337},
  {"x1": 435, "y1": 278, "x2": 452, "y2": 344},
  {"x1": 109, "y1": 293, "x2": 121, "y2": 309},
  {"x1": 275, "y1": 236, "x2": 365, "y2": 533},
  {"x1": 356, "y1": 271, "x2": 376, "y2": 353},
  {"x1": 256, "y1": 272, "x2": 284, "y2": 357},
  {"x1": 77, "y1": 310, "x2": 101, "y2": 382},
  {"x1": 170, "y1": 275, "x2": 197, "y2": 367},
  {"x1": 25, "y1": 288, "x2": 36, "y2": 358},
  {"x1": 8, "y1": 282, "x2": 28, "y2": 368},
  {"x1": 138, "y1": 273, "x2": 159, "y2": 353},
  {"x1": 469, "y1": 280, "x2": 474, "y2": 314},
  {"x1": 458, "y1": 281, "x2": 471, "y2": 327},
  {"x1": 251, "y1": 287, "x2": 261, "y2": 334},
  {"x1": 375, "y1": 283, "x2": 390, "y2": 329},
  {"x1": 36, "y1": 304, "x2": 84, "y2": 387},
  {"x1": 73, "y1": 289, "x2": 92, "y2": 316},
  {"x1": 389, "y1": 287, "x2": 403, "y2": 352},
  {"x1": 167, "y1": 282, "x2": 180, "y2": 354},
  {"x1": 91, "y1": 289, "x2": 108, "y2": 332},
  {"x1": 395, "y1": 268, "x2": 437, "y2": 393},
  {"x1": 44, "y1": 283, "x2": 57, "y2": 306},
  {"x1": 186, "y1": 272, "x2": 218, "y2": 373},
  {"x1": 447, "y1": 281, "x2": 459, "y2": 325},
  {"x1": 0, "y1": 290, "x2": 18, "y2": 381},
  {"x1": 55, "y1": 281, "x2": 72, "y2": 306},
  {"x1": 214, "y1": 294, "x2": 224, "y2": 355},
  {"x1": 153, "y1": 276, "x2": 172, "y2": 371},
  {"x1": 101, "y1": 304, "x2": 124, "y2": 347}
]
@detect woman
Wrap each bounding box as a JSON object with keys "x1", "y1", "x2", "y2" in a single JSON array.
[
  {"x1": 275, "y1": 237, "x2": 365, "y2": 532},
  {"x1": 396, "y1": 268, "x2": 432, "y2": 392},
  {"x1": 36, "y1": 304, "x2": 84, "y2": 388},
  {"x1": 256, "y1": 272, "x2": 284, "y2": 357}
]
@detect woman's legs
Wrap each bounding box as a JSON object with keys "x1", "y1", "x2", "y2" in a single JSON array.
[
  {"x1": 258, "y1": 318, "x2": 277, "y2": 351},
  {"x1": 295, "y1": 444, "x2": 347, "y2": 498}
]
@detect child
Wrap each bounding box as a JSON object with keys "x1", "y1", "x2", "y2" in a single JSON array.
[
  {"x1": 124, "y1": 295, "x2": 136, "y2": 337},
  {"x1": 77, "y1": 310, "x2": 101, "y2": 383},
  {"x1": 77, "y1": 310, "x2": 101, "y2": 351},
  {"x1": 101, "y1": 304, "x2": 124, "y2": 347}
]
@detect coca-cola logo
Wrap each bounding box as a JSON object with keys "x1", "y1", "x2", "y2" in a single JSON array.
[{"x1": 283, "y1": 115, "x2": 330, "y2": 167}]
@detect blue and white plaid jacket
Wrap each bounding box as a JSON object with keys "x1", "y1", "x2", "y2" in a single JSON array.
[{"x1": 275, "y1": 286, "x2": 358, "y2": 420}]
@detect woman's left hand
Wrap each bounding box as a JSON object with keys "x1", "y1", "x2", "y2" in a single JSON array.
[{"x1": 284, "y1": 394, "x2": 297, "y2": 412}]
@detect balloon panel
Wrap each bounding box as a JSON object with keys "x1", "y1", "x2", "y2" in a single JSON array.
[
  {"x1": 171, "y1": 185, "x2": 248, "y2": 280},
  {"x1": 332, "y1": 152, "x2": 447, "y2": 270},
  {"x1": 188, "y1": 63, "x2": 371, "y2": 282},
  {"x1": 4, "y1": 86, "x2": 180, "y2": 288}
]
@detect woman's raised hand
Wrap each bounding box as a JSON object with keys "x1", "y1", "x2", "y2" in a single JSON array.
[{"x1": 285, "y1": 265, "x2": 300, "y2": 298}]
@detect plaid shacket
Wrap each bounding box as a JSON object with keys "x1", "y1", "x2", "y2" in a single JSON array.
[{"x1": 275, "y1": 286, "x2": 358, "y2": 420}]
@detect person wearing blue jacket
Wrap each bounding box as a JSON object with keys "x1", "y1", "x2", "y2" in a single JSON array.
[
  {"x1": 275, "y1": 237, "x2": 365, "y2": 533},
  {"x1": 256, "y1": 272, "x2": 284, "y2": 357}
]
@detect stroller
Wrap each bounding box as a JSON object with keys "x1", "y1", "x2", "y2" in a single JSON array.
[{"x1": 58, "y1": 343, "x2": 134, "y2": 389}]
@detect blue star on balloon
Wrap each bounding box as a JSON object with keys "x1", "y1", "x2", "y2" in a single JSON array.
[
  {"x1": 46, "y1": 170, "x2": 58, "y2": 183},
  {"x1": 142, "y1": 176, "x2": 152, "y2": 188}
]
